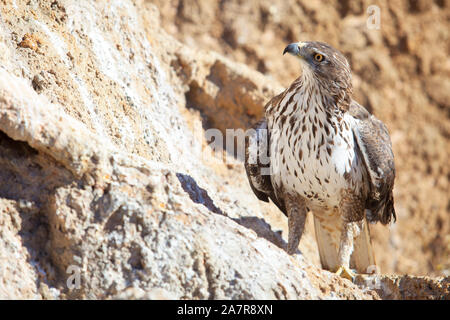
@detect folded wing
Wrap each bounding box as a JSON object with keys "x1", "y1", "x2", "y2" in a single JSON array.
[{"x1": 349, "y1": 101, "x2": 396, "y2": 224}]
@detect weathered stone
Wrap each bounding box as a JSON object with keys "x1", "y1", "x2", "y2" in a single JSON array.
[{"x1": 0, "y1": 0, "x2": 447, "y2": 300}]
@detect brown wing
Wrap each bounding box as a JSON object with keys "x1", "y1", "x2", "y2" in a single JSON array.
[
  {"x1": 244, "y1": 118, "x2": 287, "y2": 215},
  {"x1": 349, "y1": 101, "x2": 396, "y2": 224}
]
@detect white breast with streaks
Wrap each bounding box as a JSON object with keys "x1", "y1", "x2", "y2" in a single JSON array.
[{"x1": 268, "y1": 86, "x2": 365, "y2": 210}]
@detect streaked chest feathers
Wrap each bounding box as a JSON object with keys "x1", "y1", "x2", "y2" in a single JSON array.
[{"x1": 268, "y1": 84, "x2": 365, "y2": 209}]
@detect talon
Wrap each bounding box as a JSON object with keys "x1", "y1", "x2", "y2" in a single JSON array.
[{"x1": 334, "y1": 266, "x2": 355, "y2": 281}]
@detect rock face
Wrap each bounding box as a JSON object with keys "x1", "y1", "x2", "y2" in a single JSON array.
[
  {"x1": 0, "y1": 0, "x2": 448, "y2": 300},
  {"x1": 155, "y1": 0, "x2": 450, "y2": 277}
]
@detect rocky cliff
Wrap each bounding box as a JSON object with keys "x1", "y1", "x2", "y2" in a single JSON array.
[{"x1": 0, "y1": 0, "x2": 448, "y2": 299}]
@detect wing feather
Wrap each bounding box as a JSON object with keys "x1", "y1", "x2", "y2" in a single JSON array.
[
  {"x1": 244, "y1": 118, "x2": 287, "y2": 215},
  {"x1": 349, "y1": 101, "x2": 396, "y2": 224}
]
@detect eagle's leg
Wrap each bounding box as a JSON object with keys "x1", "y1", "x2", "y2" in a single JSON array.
[
  {"x1": 335, "y1": 221, "x2": 362, "y2": 281},
  {"x1": 285, "y1": 195, "x2": 307, "y2": 255}
]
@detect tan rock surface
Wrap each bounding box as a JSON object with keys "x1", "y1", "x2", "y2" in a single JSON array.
[{"x1": 0, "y1": 0, "x2": 447, "y2": 300}]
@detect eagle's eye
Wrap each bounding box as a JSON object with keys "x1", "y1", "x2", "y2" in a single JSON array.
[{"x1": 314, "y1": 53, "x2": 324, "y2": 62}]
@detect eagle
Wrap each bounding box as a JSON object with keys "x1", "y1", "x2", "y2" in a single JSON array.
[{"x1": 244, "y1": 41, "x2": 396, "y2": 280}]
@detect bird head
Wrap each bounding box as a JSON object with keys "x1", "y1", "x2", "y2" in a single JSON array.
[{"x1": 283, "y1": 41, "x2": 352, "y2": 97}]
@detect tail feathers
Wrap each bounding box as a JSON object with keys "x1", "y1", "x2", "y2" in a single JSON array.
[
  {"x1": 350, "y1": 218, "x2": 377, "y2": 274},
  {"x1": 314, "y1": 216, "x2": 377, "y2": 274},
  {"x1": 313, "y1": 216, "x2": 339, "y2": 272}
]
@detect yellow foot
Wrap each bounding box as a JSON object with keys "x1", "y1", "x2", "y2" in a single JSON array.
[{"x1": 334, "y1": 266, "x2": 356, "y2": 281}]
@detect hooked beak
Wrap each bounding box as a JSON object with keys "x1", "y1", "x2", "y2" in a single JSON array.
[{"x1": 283, "y1": 42, "x2": 306, "y2": 57}]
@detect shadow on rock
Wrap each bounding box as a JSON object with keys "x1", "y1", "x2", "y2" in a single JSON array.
[
  {"x1": 176, "y1": 172, "x2": 223, "y2": 215},
  {"x1": 232, "y1": 216, "x2": 289, "y2": 251},
  {"x1": 176, "y1": 172, "x2": 293, "y2": 252}
]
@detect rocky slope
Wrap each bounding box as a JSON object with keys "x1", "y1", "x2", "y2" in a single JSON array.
[
  {"x1": 0, "y1": 0, "x2": 448, "y2": 299},
  {"x1": 154, "y1": 0, "x2": 450, "y2": 278}
]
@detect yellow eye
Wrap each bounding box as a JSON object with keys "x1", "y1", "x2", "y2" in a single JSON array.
[{"x1": 314, "y1": 53, "x2": 323, "y2": 62}]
